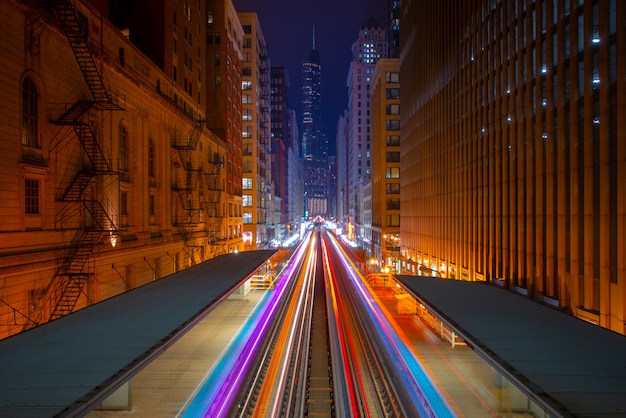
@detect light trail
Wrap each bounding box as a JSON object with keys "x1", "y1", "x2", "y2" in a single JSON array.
[
  {"x1": 320, "y1": 237, "x2": 362, "y2": 416},
  {"x1": 326, "y1": 232, "x2": 456, "y2": 418},
  {"x1": 181, "y1": 233, "x2": 312, "y2": 417},
  {"x1": 252, "y1": 237, "x2": 317, "y2": 417}
]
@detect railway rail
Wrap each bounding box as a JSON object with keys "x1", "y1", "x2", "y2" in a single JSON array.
[{"x1": 232, "y1": 228, "x2": 421, "y2": 417}]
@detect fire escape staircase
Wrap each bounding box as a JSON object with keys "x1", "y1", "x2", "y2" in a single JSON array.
[
  {"x1": 171, "y1": 122, "x2": 205, "y2": 253},
  {"x1": 205, "y1": 156, "x2": 224, "y2": 247},
  {"x1": 45, "y1": 0, "x2": 124, "y2": 321}
]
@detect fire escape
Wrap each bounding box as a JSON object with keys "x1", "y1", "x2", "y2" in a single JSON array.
[
  {"x1": 46, "y1": 0, "x2": 124, "y2": 321},
  {"x1": 171, "y1": 121, "x2": 205, "y2": 264},
  {"x1": 205, "y1": 153, "x2": 226, "y2": 256}
]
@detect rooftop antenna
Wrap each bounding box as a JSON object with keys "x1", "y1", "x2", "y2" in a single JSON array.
[{"x1": 312, "y1": 24, "x2": 316, "y2": 50}]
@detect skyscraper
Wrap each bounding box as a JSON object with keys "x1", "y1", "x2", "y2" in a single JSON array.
[
  {"x1": 301, "y1": 26, "x2": 328, "y2": 219},
  {"x1": 345, "y1": 18, "x2": 387, "y2": 248},
  {"x1": 270, "y1": 67, "x2": 290, "y2": 229},
  {"x1": 400, "y1": 0, "x2": 626, "y2": 334},
  {"x1": 239, "y1": 13, "x2": 272, "y2": 249}
]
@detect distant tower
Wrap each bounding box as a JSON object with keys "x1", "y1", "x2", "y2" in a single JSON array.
[
  {"x1": 301, "y1": 25, "x2": 328, "y2": 219},
  {"x1": 345, "y1": 18, "x2": 387, "y2": 244}
]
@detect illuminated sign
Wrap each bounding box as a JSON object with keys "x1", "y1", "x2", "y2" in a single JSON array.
[{"x1": 243, "y1": 231, "x2": 253, "y2": 246}]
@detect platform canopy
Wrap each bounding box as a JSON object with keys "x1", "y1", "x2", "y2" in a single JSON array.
[
  {"x1": 396, "y1": 275, "x2": 626, "y2": 418},
  {"x1": 0, "y1": 250, "x2": 277, "y2": 417}
]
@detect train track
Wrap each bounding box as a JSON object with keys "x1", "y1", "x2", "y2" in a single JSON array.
[{"x1": 231, "y1": 229, "x2": 416, "y2": 417}]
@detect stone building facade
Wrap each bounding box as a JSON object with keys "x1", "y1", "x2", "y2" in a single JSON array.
[{"x1": 0, "y1": 0, "x2": 242, "y2": 339}]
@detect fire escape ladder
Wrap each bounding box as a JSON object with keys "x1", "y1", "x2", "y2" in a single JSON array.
[
  {"x1": 61, "y1": 170, "x2": 94, "y2": 201},
  {"x1": 51, "y1": 0, "x2": 110, "y2": 105},
  {"x1": 170, "y1": 122, "x2": 206, "y2": 253},
  {"x1": 73, "y1": 121, "x2": 112, "y2": 172},
  {"x1": 85, "y1": 198, "x2": 117, "y2": 232},
  {"x1": 42, "y1": 0, "x2": 124, "y2": 324},
  {"x1": 50, "y1": 229, "x2": 101, "y2": 320},
  {"x1": 49, "y1": 275, "x2": 88, "y2": 320}
]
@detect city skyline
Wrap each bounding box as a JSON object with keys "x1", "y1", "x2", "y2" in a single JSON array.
[{"x1": 233, "y1": 0, "x2": 387, "y2": 153}]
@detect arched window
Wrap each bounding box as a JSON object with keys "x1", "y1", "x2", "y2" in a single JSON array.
[
  {"x1": 148, "y1": 137, "x2": 155, "y2": 177},
  {"x1": 22, "y1": 77, "x2": 39, "y2": 148},
  {"x1": 119, "y1": 124, "x2": 128, "y2": 173}
]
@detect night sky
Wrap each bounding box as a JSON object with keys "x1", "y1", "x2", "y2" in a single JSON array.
[{"x1": 233, "y1": 0, "x2": 388, "y2": 154}]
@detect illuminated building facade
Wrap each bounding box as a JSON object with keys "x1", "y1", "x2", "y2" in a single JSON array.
[
  {"x1": 371, "y1": 58, "x2": 401, "y2": 272},
  {"x1": 346, "y1": 18, "x2": 387, "y2": 248},
  {"x1": 204, "y1": 0, "x2": 245, "y2": 255},
  {"x1": 0, "y1": 0, "x2": 236, "y2": 339},
  {"x1": 400, "y1": 0, "x2": 626, "y2": 333},
  {"x1": 270, "y1": 67, "x2": 290, "y2": 228},
  {"x1": 239, "y1": 13, "x2": 272, "y2": 249},
  {"x1": 301, "y1": 29, "x2": 328, "y2": 219},
  {"x1": 286, "y1": 109, "x2": 304, "y2": 233}
]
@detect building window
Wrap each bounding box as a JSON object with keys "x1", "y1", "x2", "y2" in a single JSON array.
[
  {"x1": 243, "y1": 109, "x2": 252, "y2": 121},
  {"x1": 386, "y1": 104, "x2": 400, "y2": 115},
  {"x1": 386, "y1": 214, "x2": 400, "y2": 227},
  {"x1": 243, "y1": 212, "x2": 252, "y2": 224},
  {"x1": 386, "y1": 88, "x2": 400, "y2": 99},
  {"x1": 243, "y1": 94, "x2": 252, "y2": 104},
  {"x1": 386, "y1": 120, "x2": 400, "y2": 131},
  {"x1": 386, "y1": 151, "x2": 400, "y2": 162},
  {"x1": 386, "y1": 72, "x2": 400, "y2": 83},
  {"x1": 119, "y1": 124, "x2": 129, "y2": 173},
  {"x1": 386, "y1": 135, "x2": 400, "y2": 146},
  {"x1": 215, "y1": 74, "x2": 221, "y2": 86},
  {"x1": 386, "y1": 167, "x2": 400, "y2": 178},
  {"x1": 215, "y1": 53, "x2": 221, "y2": 66},
  {"x1": 207, "y1": 11, "x2": 213, "y2": 24},
  {"x1": 243, "y1": 38, "x2": 252, "y2": 48},
  {"x1": 386, "y1": 198, "x2": 400, "y2": 210},
  {"x1": 22, "y1": 77, "x2": 39, "y2": 148},
  {"x1": 386, "y1": 183, "x2": 400, "y2": 194},
  {"x1": 242, "y1": 126, "x2": 252, "y2": 138},
  {"x1": 148, "y1": 138, "x2": 155, "y2": 177},
  {"x1": 148, "y1": 194, "x2": 155, "y2": 216},
  {"x1": 242, "y1": 177, "x2": 252, "y2": 190},
  {"x1": 243, "y1": 195, "x2": 252, "y2": 207},
  {"x1": 120, "y1": 191, "x2": 128, "y2": 216},
  {"x1": 242, "y1": 80, "x2": 252, "y2": 90},
  {"x1": 24, "y1": 178, "x2": 40, "y2": 214}
]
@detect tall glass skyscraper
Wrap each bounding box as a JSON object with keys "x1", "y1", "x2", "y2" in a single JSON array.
[{"x1": 301, "y1": 26, "x2": 328, "y2": 218}]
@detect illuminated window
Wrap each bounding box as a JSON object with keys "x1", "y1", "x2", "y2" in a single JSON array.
[
  {"x1": 386, "y1": 167, "x2": 400, "y2": 178},
  {"x1": 242, "y1": 178, "x2": 252, "y2": 190},
  {"x1": 386, "y1": 214, "x2": 400, "y2": 227}
]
